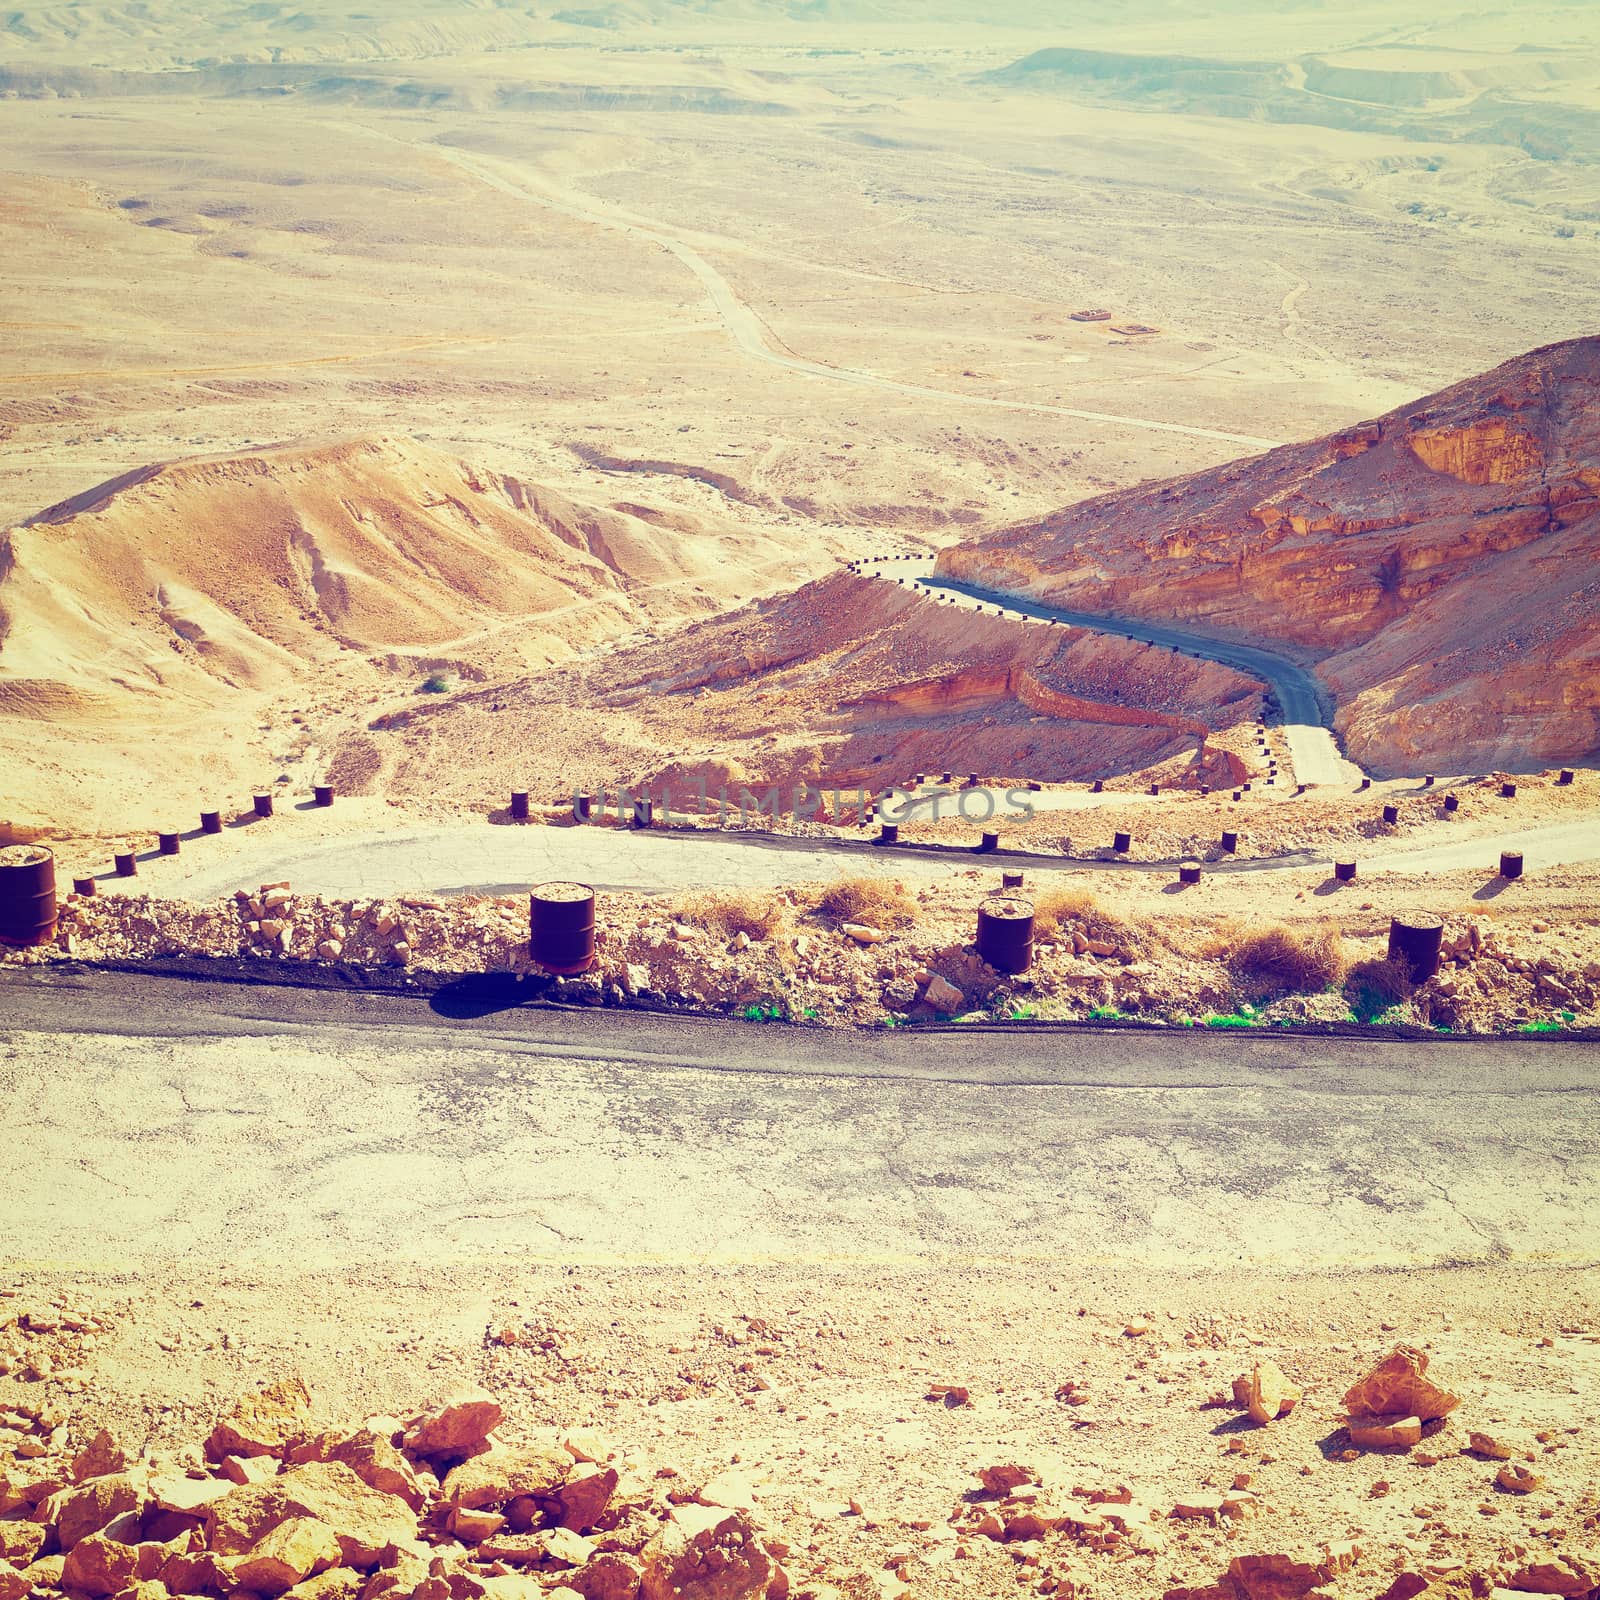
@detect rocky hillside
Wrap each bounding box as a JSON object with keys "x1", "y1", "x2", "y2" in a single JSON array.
[{"x1": 936, "y1": 337, "x2": 1600, "y2": 775}]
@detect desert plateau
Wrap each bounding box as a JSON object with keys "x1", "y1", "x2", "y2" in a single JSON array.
[{"x1": 2, "y1": 3, "x2": 1599, "y2": 1600}]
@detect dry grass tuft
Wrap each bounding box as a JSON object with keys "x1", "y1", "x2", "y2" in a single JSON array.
[
  {"x1": 1228, "y1": 921, "x2": 1347, "y2": 992},
  {"x1": 1345, "y1": 955, "x2": 1413, "y2": 1010},
  {"x1": 1033, "y1": 884, "x2": 1138, "y2": 945},
  {"x1": 804, "y1": 875, "x2": 918, "y2": 930},
  {"x1": 671, "y1": 888, "x2": 790, "y2": 942}
]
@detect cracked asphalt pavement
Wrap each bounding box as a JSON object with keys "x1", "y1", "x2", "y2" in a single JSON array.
[{"x1": 2, "y1": 969, "x2": 1596, "y2": 1273}]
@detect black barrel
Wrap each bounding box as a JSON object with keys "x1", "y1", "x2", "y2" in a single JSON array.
[
  {"x1": 1558, "y1": 769, "x2": 1574, "y2": 785},
  {"x1": 966, "y1": 773, "x2": 980, "y2": 788},
  {"x1": 977, "y1": 831, "x2": 999, "y2": 854},
  {"x1": 877, "y1": 823, "x2": 899, "y2": 845},
  {"x1": 1501, "y1": 781, "x2": 1518, "y2": 799},
  {"x1": 1148, "y1": 783, "x2": 1160, "y2": 796},
  {"x1": 941, "y1": 772, "x2": 953, "y2": 785},
  {"x1": 1443, "y1": 794, "x2": 1459, "y2": 813},
  {"x1": 1200, "y1": 785, "x2": 1210, "y2": 796},
  {"x1": 201, "y1": 810, "x2": 222, "y2": 835},
  {"x1": 1112, "y1": 831, "x2": 1132, "y2": 853},
  {"x1": 1002, "y1": 871, "x2": 1024, "y2": 889},
  {"x1": 1359, "y1": 777, "x2": 1371, "y2": 791},
  {"x1": 511, "y1": 791, "x2": 530, "y2": 821},
  {"x1": 1422, "y1": 774, "x2": 1434, "y2": 788},
  {"x1": 1382, "y1": 804, "x2": 1399, "y2": 825},
  {"x1": 0, "y1": 846, "x2": 57, "y2": 948},
  {"x1": 1334, "y1": 860, "x2": 1357, "y2": 882},
  {"x1": 1220, "y1": 830, "x2": 1238, "y2": 853},
  {"x1": 1500, "y1": 851, "x2": 1524, "y2": 881},
  {"x1": 574, "y1": 793, "x2": 592, "y2": 822},
  {"x1": 976, "y1": 893, "x2": 1034, "y2": 976},
  {"x1": 73, "y1": 876, "x2": 96, "y2": 897},
  {"x1": 314, "y1": 785, "x2": 334, "y2": 808},
  {"x1": 1387, "y1": 913, "x2": 1443, "y2": 984},
  {"x1": 1179, "y1": 862, "x2": 1202, "y2": 886},
  {"x1": 529, "y1": 882, "x2": 596, "y2": 975},
  {"x1": 632, "y1": 798, "x2": 653, "y2": 829},
  {"x1": 253, "y1": 793, "x2": 273, "y2": 819},
  {"x1": 1232, "y1": 790, "x2": 1242, "y2": 802},
  {"x1": 114, "y1": 852, "x2": 137, "y2": 878},
  {"x1": 158, "y1": 832, "x2": 180, "y2": 857},
  {"x1": 1242, "y1": 782, "x2": 1252, "y2": 792},
  {"x1": 1091, "y1": 779, "x2": 1104, "y2": 794}
]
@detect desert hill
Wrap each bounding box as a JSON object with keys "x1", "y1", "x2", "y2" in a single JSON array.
[
  {"x1": 357, "y1": 569, "x2": 1260, "y2": 816},
  {"x1": 936, "y1": 336, "x2": 1600, "y2": 775},
  {"x1": 0, "y1": 434, "x2": 815, "y2": 831}
]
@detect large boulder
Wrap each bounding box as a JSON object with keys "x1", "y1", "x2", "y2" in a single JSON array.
[
  {"x1": 403, "y1": 1388, "x2": 503, "y2": 1460},
  {"x1": 1342, "y1": 1346, "x2": 1458, "y2": 1421},
  {"x1": 289, "y1": 1429, "x2": 426, "y2": 1510},
  {"x1": 0, "y1": 1522, "x2": 45, "y2": 1567},
  {"x1": 227, "y1": 1515, "x2": 343, "y2": 1596},
  {"x1": 205, "y1": 1460, "x2": 416, "y2": 1569},
  {"x1": 207, "y1": 1377, "x2": 315, "y2": 1461},
  {"x1": 444, "y1": 1444, "x2": 570, "y2": 1511},
  {"x1": 0, "y1": 1563, "x2": 29, "y2": 1600},
  {"x1": 59, "y1": 1531, "x2": 173, "y2": 1597},
  {"x1": 638, "y1": 1506, "x2": 786, "y2": 1600},
  {"x1": 41, "y1": 1471, "x2": 144, "y2": 1551}
]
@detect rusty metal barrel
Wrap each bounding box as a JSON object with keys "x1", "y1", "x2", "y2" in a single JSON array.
[
  {"x1": 1387, "y1": 912, "x2": 1443, "y2": 985},
  {"x1": 1382, "y1": 804, "x2": 1400, "y2": 825},
  {"x1": 73, "y1": 876, "x2": 96, "y2": 897},
  {"x1": 1220, "y1": 830, "x2": 1238, "y2": 853},
  {"x1": 510, "y1": 791, "x2": 530, "y2": 821},
  {"x1": 1242, "y1": 782, "x2": 1252, "y2": 792},
  {"x1": 965, "y1": 772, "x2": 980, "y2": 788},
  {"x1": 114, "y1": 852, "x2": 137, "y2": 878},
  {"x1": 314, "y1": 784, "x2": 334, "y2": 808},
  {"x1": 253, "y1": 793, "x2": 273, "y2": 819},
  {"x1": 529, "y1": 881, "x2": 596, "y2": 975},
  {"x1": 158, "y1": 831, "x2": 180, "y2": 857},
  {"x1": 1359, "y1": 777, "x2": 1371, "y2": 791},
  {"x1": 573, "y1": 793, "x2": 592, "y2": 822},
  {"x1": 1334, "y1": 860, "x2": 1357, "y2": 882},
  {"x1": 1501, "y1": 781, "x2": 1518, "y2": 799},
  {"x1": 201, "y1": 810, "x2": 222, "y2": 835},
  {"x1": 941, "y1": 772, "x2": 953, "y2": 784},
  {"x1": 1558, "y1": 769, "x2": 1574, "y2": 785},
  {"x1": 1422, "y1": 774, "x2": 1434, "y2": 788},
  {"x1": 1443, "y1": 794, "x2": 1459, "y2": 813},
  {"x1": 1231, "y1": 790, "x2": 1242, "y2": 802},
  {"x1": 1499, "y1": 851, "x2": 1524, "y2": 881},
  {"x1": 1002, "y1": 871, "x2": 1024, "y2": 889},
  {"x1": 632, "y1": 797, "x2": 653, "y2": 829},
  {"x1": 0, "y1": 846, "x2": 58, "y2": 948},
  {"x1": 1179, "y1": 861, "x2": 1202, "y2": 886},
  {"x1": 1112, "y1": 830, "x2": 1132, "y2": 853},
  {"x1": 976, "y1": 892, "x2": 1034, "y2": 976},
  {"x1": 877, "y1": 823, "x2": 899, "y2": 845},
  {"x1": 1148, "y1": 783, "x2": 1160, "y2": 796},
  {"x1": 977, "y1": 831, "x2": 999, "y2": 854},
  {"x1": 1091, "y1": 779, "x2": 1104, "y2": 794}
]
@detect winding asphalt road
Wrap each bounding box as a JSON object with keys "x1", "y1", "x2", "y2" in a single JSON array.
[
  {"x1": 2, "y1": 967, "x2": 1597, "y2": 1269},
  {"x1": 861, "y1": 557, "x2": 1365, "y2": 788}
]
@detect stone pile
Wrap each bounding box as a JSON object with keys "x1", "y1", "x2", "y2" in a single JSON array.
[{"x1": 0, "y1": 1379, "x2": 789, "y2": 1600}]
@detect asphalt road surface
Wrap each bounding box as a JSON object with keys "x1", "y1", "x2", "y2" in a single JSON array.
[
  {"x1": 3, "y1": 968, "x2": 1596, "y2": 1272},
  {"x1": 888, "y1": 562, "x2": 1364, "y2": 789}
]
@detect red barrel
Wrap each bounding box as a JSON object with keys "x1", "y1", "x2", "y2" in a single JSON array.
[
  {"x1": 114, "y1": 852, "x2": 137, "y2": 878},
  {"x1": 0, "y1": 846, "x2": 57, "y2": 947},
  {"x1": 314, "y1": 785, "x2": 334, "y2": 808},
  {"x1": 976, "y1": 893, "x2": 1034, "y2": 976},
  {"x1": 530, "y1": 882, "x2": 596, "y2": 975},
  {"x1": 201, "y1": 810, "x2": 222, "y2": 835},
  {"x1": 253, "y1": 794, "x2": 273, "y2": 819},
  {"x1": 73, "y1": 876, "x2": 96, "y2": 897}
]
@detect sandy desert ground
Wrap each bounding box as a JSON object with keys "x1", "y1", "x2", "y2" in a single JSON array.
[{"x1": 3, "y1": 3, "x2": 1600, "y2": 1599}]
